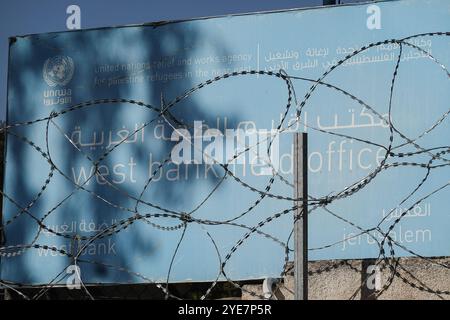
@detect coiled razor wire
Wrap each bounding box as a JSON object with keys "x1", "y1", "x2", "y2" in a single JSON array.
[{"x1": 0, "y1": 31, "x2": 449, "y2": 300}]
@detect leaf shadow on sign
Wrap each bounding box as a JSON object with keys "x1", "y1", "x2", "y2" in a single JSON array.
[{"x1": 3, "y1": 22, "x2": 260, "y2": 287}]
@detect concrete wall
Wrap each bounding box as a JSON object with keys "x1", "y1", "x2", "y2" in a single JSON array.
[{"x1": 242, "y1": 257, "x2": 450, "y2": 300}]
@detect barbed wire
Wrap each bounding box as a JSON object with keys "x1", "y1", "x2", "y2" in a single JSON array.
[{"x1": 0, "y1": 31, "x2": 449, "y2": 300}]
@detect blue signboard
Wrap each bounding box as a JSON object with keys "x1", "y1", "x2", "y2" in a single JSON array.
[
  {"x1": 1, "y1": 0, "x2": 449, "y2": 285},
  {"x1": 0, "y1": 0, "x2": 324, "y2": 120}
]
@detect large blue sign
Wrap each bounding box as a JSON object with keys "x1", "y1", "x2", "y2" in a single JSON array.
[
  {"x1": 1, "y1": 0, "x2": 449, "y2": 285},
  {"x1": 0, "y1": 0, "x2": 322, "y2": 120}
]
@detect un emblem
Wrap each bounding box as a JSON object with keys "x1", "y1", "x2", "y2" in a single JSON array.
[{"x1": 43, "y1": 56, "x2": 74, "y2": 87}]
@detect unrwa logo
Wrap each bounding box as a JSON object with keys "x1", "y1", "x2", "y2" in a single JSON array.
[{"x1": 43, "y1": 55, "x2": 74, "y2": 87}]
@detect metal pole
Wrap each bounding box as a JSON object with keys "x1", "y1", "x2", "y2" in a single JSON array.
[{"x1": 294, "y1": 133, "x2": 308, "y2": 300}]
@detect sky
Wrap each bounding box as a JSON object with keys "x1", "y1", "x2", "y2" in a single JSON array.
[{"x1": 0, "y1": 0, "x2": 373, "y2": 120}]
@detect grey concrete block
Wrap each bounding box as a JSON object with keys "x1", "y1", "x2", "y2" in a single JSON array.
[{"x1": 241, "y1": 257, "x2": 450, "y2": 300}]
